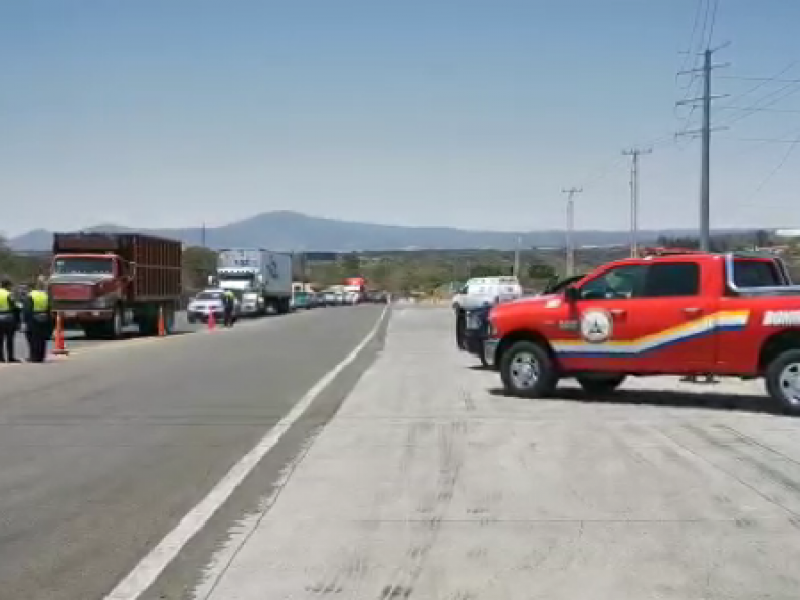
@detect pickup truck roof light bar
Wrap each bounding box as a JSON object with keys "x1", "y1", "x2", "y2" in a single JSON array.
[{"x1": 640, "y1": 247, "x2": 709, "y2": 257}]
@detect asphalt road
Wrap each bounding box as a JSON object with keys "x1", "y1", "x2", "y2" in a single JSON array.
[
  {"x1": 198, "y1": 306, "x2": 800, "y2": 599},
  {"x1": 0, "y1": 304, "x2": 387, "y2": 600},
  {"x1": 7, "y1": 311, "x2": 205, "y2": 361}
]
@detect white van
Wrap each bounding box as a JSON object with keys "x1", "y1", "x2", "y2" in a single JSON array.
[{"x1": 452, "y1": 276, "x2": 523, "y2": 312}]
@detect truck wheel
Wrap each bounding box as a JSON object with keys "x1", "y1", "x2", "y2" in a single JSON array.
[
  {"x1": 577, "y1": 374, "x2": 626, "y2": 395},
  {"x1": 456, "y1": 309, "x2": 466, "y2": 350},
  {"x1": 479, "y1": 348, "x2": 492, "y2": 369},
  {"x1": 499, "y1": 340, "x2": 558, "y2": 399},
  {"x1": 765, "y1": 349, "x2": 800, "y2": 414},
  {"x1": 107, "y1": 308, "x2": 123, "y2": 339}
]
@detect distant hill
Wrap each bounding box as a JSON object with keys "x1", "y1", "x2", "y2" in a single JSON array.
[{"x1": 7, "y1": 210, "x2": 765, "y2": 252}]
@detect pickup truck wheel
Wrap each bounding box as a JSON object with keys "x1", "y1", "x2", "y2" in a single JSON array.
[
  {"x1": 765, "y1": 349, "x2": 800, "y2": 414},
  {"x1": 577, "y1": 374, "x2": 626, "y2": 395},
  {"x1": 499, "y1": 340, "x2": 558, "y2": 398},
  {"x1": 455, "y1": 310, "x2": 466, "y2": 350}
]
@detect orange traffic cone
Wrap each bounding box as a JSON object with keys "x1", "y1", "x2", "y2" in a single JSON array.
[
  {"x1": 51, "y1": 312, "x2": 69, "y2": 356},
  {"x1": 158, "y1": 306, "x2": 166, "y2": 337},
  {"x1": 208, "y1": 310, "x2": 216, "y2": 331}
]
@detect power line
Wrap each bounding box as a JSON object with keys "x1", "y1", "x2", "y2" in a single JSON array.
[
  {"x1": 716, "y1": 63, "x2": 800, "y2": 128},
  {"x1": 743, "y1": 140, "x2": 800, "y2": 203},
  {"x1": 678, "y1": 0, "x2": 707, "y2": 74},
  {"x1": 719, "y1": 75, "x2": 800, "y2": 83},
  {"x1": 705, "y1": 0, "x2": 720, "y2": 49},
  {"x1": 717, "y1": 106, "x2": 800, "y2": 114}
]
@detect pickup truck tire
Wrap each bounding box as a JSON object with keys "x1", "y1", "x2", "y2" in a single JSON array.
[
  {"x1": 577, "y1": 374, "x2": 626, "y2": 395},
  {"x1": 499, "y1": 340, "x2": 558, "y2": 398},
  {"x1": 765, "y1": 349, "x2": 800, "y2": 414},
  {"x1": 455, "y1": 309, "x2": 466, "y2": 350}
]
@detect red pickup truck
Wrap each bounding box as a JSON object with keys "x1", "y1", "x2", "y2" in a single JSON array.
[{"x1": 485, "y1": 248, "x2": 800, "y2": 413}]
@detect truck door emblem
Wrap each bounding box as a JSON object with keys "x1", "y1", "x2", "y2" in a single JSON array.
[{"x1": 580, "y1": 309, "x2": 613, "y2": 343}]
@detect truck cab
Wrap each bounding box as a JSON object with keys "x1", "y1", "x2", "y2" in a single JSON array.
[
  {"x1": 486, "y1": 249, "x2": 800, "y2": 413},
  {"x1": 49, "y1": 232, "x2": 182, "y2": 339},
  {"x1": 50, "y1": 253, "x2": 132, "y2": 335}
]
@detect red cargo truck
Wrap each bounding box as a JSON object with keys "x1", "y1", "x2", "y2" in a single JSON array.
[{"x1": 49, "y1": 232, "x2": 182, "y2": 339}]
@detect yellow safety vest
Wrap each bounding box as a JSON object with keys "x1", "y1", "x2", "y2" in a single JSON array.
[
  {"x1": 0, "y1": 289, "x2": 10, "y2": 313},
  {"x1": 29, "y1": 290, "x2": 49, "y2": 313}
]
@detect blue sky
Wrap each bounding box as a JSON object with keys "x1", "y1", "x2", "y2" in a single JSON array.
[{"x1": 1, "y1": 0, "x2": 800, "y2": 236}]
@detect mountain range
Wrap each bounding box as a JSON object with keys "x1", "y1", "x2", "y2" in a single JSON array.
[{"x1": 7, "y1": 210, "x2": 763, "y2": 252}]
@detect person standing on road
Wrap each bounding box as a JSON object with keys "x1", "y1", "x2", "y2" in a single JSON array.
[
  {"x1": 22, "y1": 278, "x2": 52, "y2": 363},
  {"x1": 0, "y1": 278, "x2": 20, "y2": 363},
  {"x1": 223, "y1": 289, "x2": 236, "y2": 327}
]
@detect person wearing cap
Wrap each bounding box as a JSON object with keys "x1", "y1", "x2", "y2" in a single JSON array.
[
  {"x1": 0, "y1": 278, "x2": 20, "y2": 362},
  {"x1": 22, "y1": 277, "x2": 52, "y2": 363}
]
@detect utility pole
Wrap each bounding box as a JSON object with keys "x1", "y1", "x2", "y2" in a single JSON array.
[
  {"x1": 621, "y1": 147, "x2": 652, "y2": 257},
  {"x1": 676, "y1": 43, "x2": 730, "y2": 251},
  {"x1": 200, "y1": 222, "x2": 207, "y2": 248},
  {"x1": 513, "y1": 235, "x2": 521, "y2": 278},
  {"x1": 562, "y1": 188, "x2": 582, "y2": 276}
]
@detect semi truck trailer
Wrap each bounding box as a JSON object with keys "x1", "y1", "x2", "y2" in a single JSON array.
[
  {"x1": 215, "y1": 248, "x2": 293, "y2": 315},
  {"x1": 49, "y1": 232, "x2": 182, "y2": 339}
]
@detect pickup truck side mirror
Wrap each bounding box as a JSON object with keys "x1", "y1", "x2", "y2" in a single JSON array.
[{"x1": 564, "y1": 286, "x2": 580, "y2": 303}]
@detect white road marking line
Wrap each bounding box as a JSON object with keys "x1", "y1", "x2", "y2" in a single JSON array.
[{"x1": 103, "y1": 304, "x2": 389, "y2": 600}]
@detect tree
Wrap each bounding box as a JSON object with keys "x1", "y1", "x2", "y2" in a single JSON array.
[
  {"x1": 183, "y1": 246, "x2": 217, "y2": 291},
  {"x1": 527, "y1": 262, "x2": 556, "y2": 281},
  {"x1": 469, "y1": 263, "x2": 501, "y2": 278},
  {"x1": 341, "y1": 253, "x2": 360, "y2": 275}
]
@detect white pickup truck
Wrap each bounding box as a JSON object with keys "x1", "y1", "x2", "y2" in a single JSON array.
[{"x1": 452, "y1": 276, "x2": 523, "y2": 349}]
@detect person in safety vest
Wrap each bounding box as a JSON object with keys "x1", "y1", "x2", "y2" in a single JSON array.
[
  {"x1": 0, "y1": 278, "x2": 20, "y2": 363},
  {"x1": 222, "y1": 289, "x2": 236, "y2": 327},
  {"x1": 22, "y1": 277, "x2": 53, "y2": 363}
]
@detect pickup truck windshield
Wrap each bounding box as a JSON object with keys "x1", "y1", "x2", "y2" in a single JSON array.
[
  {"x1": 53, "y1": 257, "x2": 114, "y2": 275},
  {"x1": 196, "y1": 292, "x2": 224, "y2": 300}
]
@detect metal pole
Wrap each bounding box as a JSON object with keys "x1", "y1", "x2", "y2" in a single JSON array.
[
  {"x1": 562, "y1": 188, "x2": 582, "y2": 276},
  {"x1": 621, "y1": 148, "x2": 651, "y2": 257},
  {"x1": 566, "y1": 198, "x2": 574, "y2": 276},
  {"x1": 700, "y1": 48, "x2": 712, "y2": 251}
]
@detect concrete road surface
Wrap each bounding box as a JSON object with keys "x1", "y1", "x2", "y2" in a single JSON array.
[
  {"x1": 0, "y1": 304, "x2": 387, "y2": 600},
  {"x1": 191, "y1": 306, "x2": 800, "y2": 600}
]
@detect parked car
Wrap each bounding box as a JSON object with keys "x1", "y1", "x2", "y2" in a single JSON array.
[
  {"x1": 187, "y1": 289, "x2": 238, "y2": 324},
  {"x1": 292, "y1": 291, "x2": 313, "y2": 310}
]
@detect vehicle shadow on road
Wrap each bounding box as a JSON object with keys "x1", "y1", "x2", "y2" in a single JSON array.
[{"x1": 488, "y1": 387, "x2": 787, "y2": 417}]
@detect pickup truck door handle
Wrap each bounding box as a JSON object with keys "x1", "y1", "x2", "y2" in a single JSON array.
[
  {"x1": 609, "y1": 309, "x2": 626, "y2": 317},
  {"x1": 682, "y1": 307, "x2": 702, "y2": 316}
]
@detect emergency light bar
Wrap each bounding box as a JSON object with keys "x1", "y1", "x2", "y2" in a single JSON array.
[{"x1": 640, "y1": 247, "x2": 708, "y2": 257}]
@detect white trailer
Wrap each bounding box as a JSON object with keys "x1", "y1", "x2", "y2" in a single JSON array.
[{"x1": 215, "y1": 248, "x2": 294, "y2": 315}]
